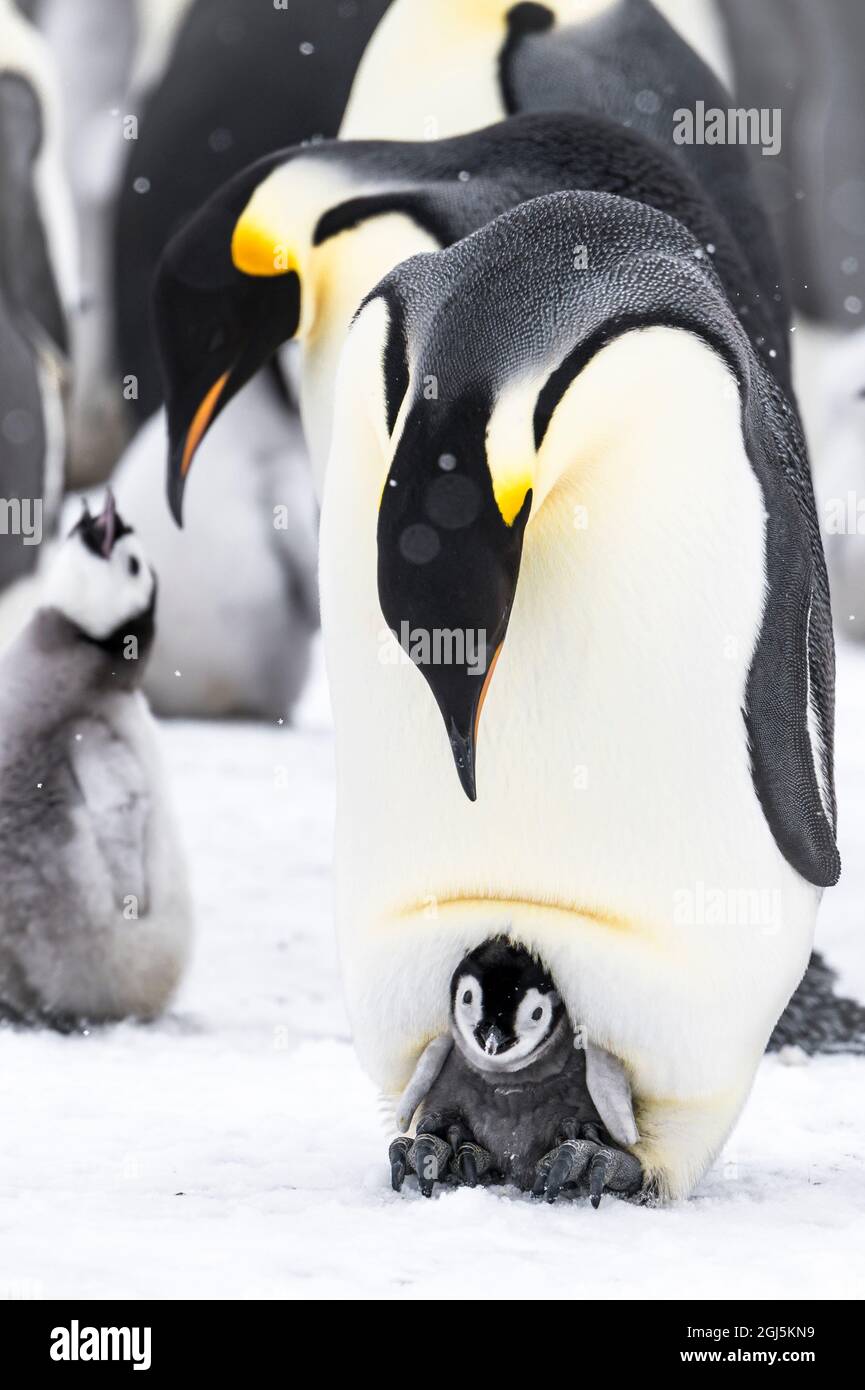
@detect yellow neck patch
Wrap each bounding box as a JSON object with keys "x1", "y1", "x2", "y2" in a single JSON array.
[
  {"x1": 492, "y1": 471, "x2": 533, "y2": 527},
  {"x1": 485, "y1": 378, "x2": 539, "y2": 526}
]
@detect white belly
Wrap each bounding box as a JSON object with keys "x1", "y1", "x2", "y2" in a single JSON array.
[{"x1": 321, "y1": 326, "x2": 820, "y2": 1195}]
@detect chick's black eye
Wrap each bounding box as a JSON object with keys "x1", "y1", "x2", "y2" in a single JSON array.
[
  {"x1": 128, "y1": 556, "x2": 140, "y2": 577},
  {"x1": 531, "y1": 1006, "x2": 543, "y2": 1021},
  {"x1": 462, "y1": 990, "x2": 472, "y2": 1006}
]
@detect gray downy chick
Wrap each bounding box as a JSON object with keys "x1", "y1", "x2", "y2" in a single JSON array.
[
  {"x1": 0, "y1": 492, "x2": 192, "y2": 1027},
  {"x1": 390, "y1": 938, "x2": 643, "y2": 1206}
]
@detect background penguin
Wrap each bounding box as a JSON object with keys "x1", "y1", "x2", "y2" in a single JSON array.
[
  {"x1": 105, "y1": 374, "x2": 319, "y2": 720},
  {"x1": 0, "y1": 492, "x2": 192, "y2": 1025},
  {"x1": 297, "y1": 188, "x2": 836, "y2": 1200},
  {"x1": 155, "y1": 104, "x2": 790, "y2": 520},
  {"x1": 341, "y1": 0, "x2": 774, "y2": 290},
  {"x1": 0, "y1": 0, "x2": 74, "y2": 643},
  {"x1": 33, "y1": 0, "x2": 141, "y2": 487},
  {"x1": 713, "y1": 0, "x2": 865, "y2": 332},
  {"x1": 390, "y1": 939, "x2": 643, "y2": 1203},
  {"x1": 114, "y1": 0, "x2": 391, "y2": 429},
  {"x1": 707, "y1": 0, "x2": 865, "y2": 659}
]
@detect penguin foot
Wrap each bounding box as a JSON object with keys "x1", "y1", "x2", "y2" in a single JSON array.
[
  {"x1": 389, "y1": 1113, "x2": 494, "y2": 1196},
  {"x1": 532, "y1": 1123, "x2": 642, "y2": 1207},
  {"x1": 388, "y1": 1132, "x2": 453, "y2": 1197}
]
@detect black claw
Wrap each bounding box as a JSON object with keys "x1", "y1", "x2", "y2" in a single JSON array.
[
  {"x1": 458, "y1": 1149, "x2": 478, "y2": 1187},
  {"x1": 545, "y1": 1148, "x2": 574, "y2": 1203},
  {"x1": 589, "y1": 1153, "x2": 608, "y2": 1209},
  {"x1": 389, "y1": 1137, "x2": 411, "y2": 1193},
  {"x1": 413, "y1": 1134, "x2": 450, "y2": 1197}
]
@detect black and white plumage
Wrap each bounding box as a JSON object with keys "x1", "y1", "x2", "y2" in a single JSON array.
[
  {"x1": 0, "y1": 494, "x2": 192, "y2": 1026},
  {"x1": 342, "y1": 0, "x2": 781, "y2": 309},
  {"x1": 368, "y1": 188, "x2": 837, "y2": 879},
  {"x1": 115, "y1": 0, "x2": 391, "y2": 423},
  {"x1": 390, "y1": 940, "x2": 642, "y2": 1203}
]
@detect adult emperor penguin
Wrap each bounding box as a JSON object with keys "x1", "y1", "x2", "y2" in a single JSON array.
[
  {"x1": 314, "y1": 191, "x2": 834, "y2": 1201},
  {"x1": 155, "y1": 104, "x2": 789, "y2": 521},
  {"x1": 0, "y1": 0, "x2": 74, "y2": 641},
  {"x1": 0, "y1": 492, "x2": 192, "y2": 1025}
]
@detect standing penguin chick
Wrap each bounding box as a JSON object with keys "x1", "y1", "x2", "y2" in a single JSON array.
[
  {"x1": 0, "y1": 493, "x2": 192, "y2": 1026},
  {"x1": 390, "y1": 940, "x2": 643, "y2": 1203}
]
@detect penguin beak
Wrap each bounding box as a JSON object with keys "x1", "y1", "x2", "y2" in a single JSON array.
[
  {"x1": 443, "y1": 642, "x2": 503, "y2": 802},
  {"x1": 159, "y1": 270, "x2": 301, "y2": 526},
  {"x1": 95, "y1": 489, "x2": 117, "y2": 558},
  {"x1": 475, "y1": 1022, "x2": 511, "y2": 1056},
  {"x1": 152, "y1": 157, "x2": 302, "y2": 526}
]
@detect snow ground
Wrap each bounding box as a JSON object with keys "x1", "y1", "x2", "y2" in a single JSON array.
[{"x1": 1, "y1": 642, "x2": 864, "y2": 1302}]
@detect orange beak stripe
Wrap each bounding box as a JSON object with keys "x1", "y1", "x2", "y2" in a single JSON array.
[
  {"x1": 181, "y1": 371, "x2": 230, "y2": 478},
  {"x1": 474, "y1": 642, "x2": 503, "y2": 745}
]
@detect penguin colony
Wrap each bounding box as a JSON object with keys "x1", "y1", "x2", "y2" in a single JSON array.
[{"x1": 1, "y1": 0, "x2": 864, "y2": 1203}]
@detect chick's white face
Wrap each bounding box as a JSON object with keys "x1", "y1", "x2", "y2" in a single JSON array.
[
  {"x1": 452, "y1": 972, "x2": 561, "y2": 1073},
  {"x1": 45, "y1": 529, "x2": 155, "y2": 641}
]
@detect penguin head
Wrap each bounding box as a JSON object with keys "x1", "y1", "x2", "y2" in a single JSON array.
[
  {"x1": 155, "y1": 144, "x2": 453, "y2": 522},
  {"x1": 450, "y1": 938, "x2": 565, "y2": 1073},
  {"x1": 44, "y1": 492, "x2": 156, "y2": 643}
]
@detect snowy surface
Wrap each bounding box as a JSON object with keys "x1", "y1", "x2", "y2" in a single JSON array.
[{"x1": 1, "y1": 639, "x2": 864, "y2": 1302}]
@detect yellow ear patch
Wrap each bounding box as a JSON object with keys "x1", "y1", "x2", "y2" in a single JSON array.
[{"x1": 231, "y1": 214, "x2": 299, "y2": 278}]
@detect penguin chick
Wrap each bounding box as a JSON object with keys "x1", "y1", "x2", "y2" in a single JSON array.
[
  {"x1": 390, "y1": 940, "x2": 643, "y2": 1204},
  {"x1": 0, "y1": 492, "x2": 192, "y2": 1027}
]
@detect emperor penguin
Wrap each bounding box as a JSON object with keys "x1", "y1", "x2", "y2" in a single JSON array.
[
  {"x1": 0, "y1": 492, "x2": 192, "y2": 1025},
  {"x1": 0, "y1": 0, "x2": 74, "y2": 641},
  {"x1": 306, "y1": 191, "x2": 836, "y2": 1200},
  {"x1": 154, "y1": 104, "x2": 789, "y2": 520}
]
